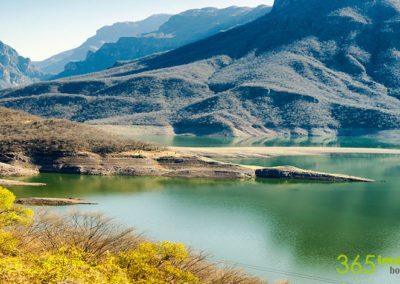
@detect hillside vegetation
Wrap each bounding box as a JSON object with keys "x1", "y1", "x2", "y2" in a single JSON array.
[
  {"x1": 0, "y1": 107, "x2": 159, "y2": 157},
  {"x1": 0, "y1": 107, "x2": 259, "y2": 179},
  {"x1": 0, "y1": 187, "x2": 264, "y2": 283},
  {"x1": 1, "y1": 0, "x2": 399, "y2": 136}
]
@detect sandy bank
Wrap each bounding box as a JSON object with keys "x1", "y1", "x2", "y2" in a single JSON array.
[
  {"x1": 0, "y1": 179, "x2": 46, "y2": 187},
  {"x1": 15, "y1": 198, "x2": 97, "y2": 206},
  {"x1": 170, "y1": 146, "x2": 400, "y2": 158},
  {"x1": 0, "y1": 162, "x2": 39, "y2": 177},
  {"x1": 0, "y1": 148, "x2": 381, "y2": 183}
]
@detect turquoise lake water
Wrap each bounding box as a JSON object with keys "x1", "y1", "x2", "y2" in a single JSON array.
[{"x1": 7, "y1": 135, "x2": 400, "y2": 284}]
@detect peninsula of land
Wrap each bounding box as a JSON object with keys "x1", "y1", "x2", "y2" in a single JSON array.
[{"x1": 0, "y1": 108, "x2": 383, "y2": 183}]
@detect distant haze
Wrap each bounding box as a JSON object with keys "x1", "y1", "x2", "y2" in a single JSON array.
[{"x1": 0, "y1": 0, "x2": 274, "y2": 61}]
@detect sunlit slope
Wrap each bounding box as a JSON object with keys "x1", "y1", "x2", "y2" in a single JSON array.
[{"x1": 1, "y1": 0, "x2": 399, "y2": 136}]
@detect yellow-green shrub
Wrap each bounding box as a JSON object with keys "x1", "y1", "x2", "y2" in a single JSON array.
[
  {"x1": 119, "y1": 242, "x2": 198, "y2": 284},
  {"x1": 0, "y1": 186, "x2": 33, "y2": 254},
  {"x1": 0, "y1": 248, "x2": 127, "y2": 284},
  {"x1": 0, "y1": 187, "x2": 33, "y2": 228},
  {"x1": 0, "y1": 243, "x2": 198, "y2": 284},
  {"x1": 0, "y1": 187, "x2": 263, "y2": 284}
]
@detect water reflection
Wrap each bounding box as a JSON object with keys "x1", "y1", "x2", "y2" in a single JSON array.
[
  {"x1": 8, "y1": 153, "x2": 400, "y2": 283},
  {"x1": 124, "y1": 132, "x2": 400, "y2": 148}
]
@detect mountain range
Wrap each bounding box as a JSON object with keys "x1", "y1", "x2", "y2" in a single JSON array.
[
  {"x1": 0, "y1": 41, "x2": 43, "y2": 89},
  {"x1": 34, "y1": 14, "x2": 172, "y2": 74},
  {"x1": 1, "y1": 0, "x2": 399, "y2": 137},
  {"x1": 54, "y1": 5, "x2": 271, "y2": 79}
]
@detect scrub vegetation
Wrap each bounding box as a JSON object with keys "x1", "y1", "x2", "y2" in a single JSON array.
[
  {"x1": 0, "y1": 107, "x2": 160, "y2": 157},
  {"x1": 2, "y1": 0, "x2": 400, "y2": 137},
  {"x1": 0, "y1": 186, "x2": 265, "y2": 284}
]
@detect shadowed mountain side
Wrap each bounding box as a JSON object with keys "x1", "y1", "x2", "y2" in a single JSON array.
[{"x1": 1, "y1": 0, "x2": 399, "y2": 136}]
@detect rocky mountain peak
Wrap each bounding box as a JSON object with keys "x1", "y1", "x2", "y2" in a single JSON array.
[
  {"x1": 0, "y1": 41, "x2": 43, "y2": 89},
  {"x1": 1, "y1": 0, "x2": 399, "y2": 135}
]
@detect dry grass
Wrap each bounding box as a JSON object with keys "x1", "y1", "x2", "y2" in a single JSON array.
[
  {"x1": 13, "y1": 211, "x2": 266, "y2": 284},
  {"x1": 16, "y1": 211, "x2": 142, "y2": 258},
  {"x1": 0, "y1": 107, "x2": 162, "y2": 157}
]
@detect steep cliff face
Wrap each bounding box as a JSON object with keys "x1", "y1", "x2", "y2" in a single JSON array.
[
  {"x1": 1, "y1": 0, "x2": 399, "y2": 136},
  {"x1": 0, "y1": 41, "x2": 43, "y2": 89}
]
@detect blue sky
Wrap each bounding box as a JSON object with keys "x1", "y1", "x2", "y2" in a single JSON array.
[{"x1": 0, "y1": 0, "x2": 274, "y2": 61}]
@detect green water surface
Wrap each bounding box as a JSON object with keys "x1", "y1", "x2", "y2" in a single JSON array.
[{"x1": 7, "y1": 142, "x2": 400, "y2": 283}]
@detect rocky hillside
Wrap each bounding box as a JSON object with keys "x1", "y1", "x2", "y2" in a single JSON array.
[
  {"x1": 1, "y1": 0, "x2": 400, "y2": 136},
  {"x1": 0, "y1": 41, "x2": 43, "y2": 90},
  {"x1": 55, "y1": 5, "x2": 271, "y2": 78},
  {"x1": 0, "y1": 107, "x2": 158, "y2": 159},
  {"x1": 34, "y1": 14, "x2": 171, "y2": 74},
  {"x1": 0, "y1": 107, "x2": 374, "y2": 182},
  {"x1": 0, "y1": 107, "x2": 256, "y2": 179}
]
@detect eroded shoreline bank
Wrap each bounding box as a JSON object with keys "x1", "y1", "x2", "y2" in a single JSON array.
[
  {"x1": 171, "y1": 146, "x2": 400, "y2": 158},
  {"x1": 0, "y1": 147, "x2": 383, "y2": 183}
]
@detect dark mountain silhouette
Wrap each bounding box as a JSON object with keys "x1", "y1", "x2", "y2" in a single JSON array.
[
  {"x1": 1, "y1": 0, "x2": 399, "y2": 137},
  {"x1": 34, "y1": 14, "x2": 171, "y2": 74},
  {"x1": 54, "y1": 5, "x2": 271, "y2": 79},
  {"x1": 0, "y1": 41, "x2": 43, "y2": 90}
]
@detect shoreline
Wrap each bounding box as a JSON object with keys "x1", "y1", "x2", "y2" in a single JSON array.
[
  {"x1": 15, "y1": 197, "x2": 97, "y2": 206},
  {"x1": 0, "y1": 147, "x2": 379, "y2": 183},
  {"x1": 0, "y1": 179, "x2": 46, "y2": 187},
  {"x1": 170, "y1": 146, "x2": 400, "y2": 158},
  {"x1": 2, "y1": 146, "x2": 396, "y2": 184}
]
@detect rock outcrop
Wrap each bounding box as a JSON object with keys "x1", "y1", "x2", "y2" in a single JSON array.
[
  {"x1": 255, "y1": 166, "x2": 374, "y2": 182},
  {"x1": 0, "y1": 41, "x2": 43, "y2": 89},
  {"x1": 0, "y1": 107, "x2": 374, "y2": 182}
]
